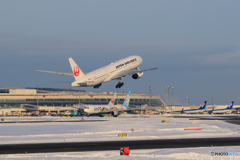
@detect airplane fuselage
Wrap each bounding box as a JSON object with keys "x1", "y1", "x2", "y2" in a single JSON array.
[
  {"x1": 173, "y1": 101, "x2": 207, "y2": 114},
  {"x1": 83, "y1": 105, "x2": 128, "y2": 115},
  {"x1": 207, "y1": 102, "x2": 234, "y2": 114},
  {"x1": 211, "y1": 109, "x2": 232, "y2": 114},
  {"x1": 72, "y1": 55, "x2": 142, "y2": 87},
  {"x1": 174, "y1": 109, "x2": 204, "y2": 114},
  {"x1": 183, "y1": 109, "x2": 205, "y2": 114}
]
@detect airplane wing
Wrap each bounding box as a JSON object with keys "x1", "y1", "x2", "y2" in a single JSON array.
[
  {"x1": 99, "y1": 107, "x2": 140, "y2": 114},
  {"x1": 36, "y1": 70, "x2": 89, "y2": 76},
  {"x1": 21, "y1": 104, "x2": 39, "y2": 108},
  {"x1": 110, "y1": 67, "x2": 158, "y2": 80}
]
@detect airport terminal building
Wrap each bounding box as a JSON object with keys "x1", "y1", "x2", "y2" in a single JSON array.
[{"x1": 0, "y1": 88, "x2": 163, "y2": 110}]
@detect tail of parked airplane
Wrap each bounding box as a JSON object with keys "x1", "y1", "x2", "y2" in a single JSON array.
[
  {"x1": 122, "y1": 91, "x2": 131, "y2": 109},
  {"x1": 69, "y1": 58, "x2": 85, "y2": 80},
  {"x1": 108, "y1": 93, "x2": 117, "y2": 105},
  {"x1": 199, "y1": 101, "x2": 207, "y2": 110},
  {"x1": 181, "y1": 108, "x2": 184, "y2": 114},
  {"x1": 227, "y1": 101, "x2": 234, "y2": 109}
]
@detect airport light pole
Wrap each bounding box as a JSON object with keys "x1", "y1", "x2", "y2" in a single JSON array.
[
  {"x1": 79, "y1": 87, "x2": 81, "y2": 106},
  {"x1": 187, "y1": 97, "x2": 190, "y2": 106},
  {"x1": 36, "y1": 84, "x2": 39, "y2": 108},
  {"x1": 172, "y1": 86, "x2": 174, "y2": 105},
  {"x1": 150, "y1": 87, "x2": 152, "y2": 107},
  {"x1": 211, "y1": 97, "x2": 213, "y2": 106},
  {"x1": 167, "y1": 86, "x2": 170, "y2": 105},
  {"x1": 149, "y1": 85, "x2": 151, "y2": 107},
  {"x1": 165, "y1": 87, "x2": 167, "y2": 105}
]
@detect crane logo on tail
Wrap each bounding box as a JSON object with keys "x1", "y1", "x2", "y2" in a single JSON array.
[
  {"x1": 74, "y1": 66, "x2": 80, "y2": 76},
  {"x1": 110, "y1": 98, "x2": 115, "y2": 104}
]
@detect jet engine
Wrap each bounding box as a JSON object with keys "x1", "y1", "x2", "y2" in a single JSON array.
[
  {"x1": 111, "y1": 111, "x2": 119, "y2": 117},
  {"x1": 132, "y1": 72, "x2": 144, "y2": 79}
]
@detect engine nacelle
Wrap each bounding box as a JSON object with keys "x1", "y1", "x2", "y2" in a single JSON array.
[
  {"x1": 132, "y1": 72, "x2": 144, "y2": 79},
  {"x1": 111, "y1": 111, "x2": 119, "y2": 117}
]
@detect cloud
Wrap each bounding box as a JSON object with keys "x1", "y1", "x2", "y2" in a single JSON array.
[
  {"x1": 0, "y1": 34, "x2": 239, "y2": 69},
  {"x1": 195, "y1": 50, "x2": 240, "y2": 66}
]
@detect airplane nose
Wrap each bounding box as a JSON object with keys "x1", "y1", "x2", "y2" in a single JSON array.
[
  {"x1": 138, "y1": 56, "x2": 143, "y2": 64},
  {"x1": 78, "y1": 108, "x2": 85, "y2": 114}
]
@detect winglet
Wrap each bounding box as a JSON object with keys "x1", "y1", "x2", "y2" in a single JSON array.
[
  {"x1": 69, "y1": 58, "x2": 85, "y2": 80},
  {"x1": 122, "y1": 91, "x2": 131, "y2": 109}
]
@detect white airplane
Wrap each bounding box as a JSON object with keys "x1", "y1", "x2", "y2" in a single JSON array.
[
  {"x1": 37, "y1": 55, "x2": 158, "y2": 88},
  {"x1": 173, "y1": 101, "x2": 207, "y2": 114},
  {"x1": 81, "y1": 91, "x2": 132, "y2": 117},
  {"x1": 207, "y1": 101, "x2": 234, "y2": 114}
]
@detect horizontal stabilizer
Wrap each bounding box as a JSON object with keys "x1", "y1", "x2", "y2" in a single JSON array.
[{"x1": 36, "y1": 70, "x2": 89, "y2": 76}]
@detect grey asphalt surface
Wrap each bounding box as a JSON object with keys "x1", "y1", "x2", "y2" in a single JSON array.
[
  {"x1": 170, "y1": 115, "x2": 240, "y2": 125},
  {"x1": 1, "y1": 137, "x2": 240, "y2": 154},
  {"x1": 0, "y1": 120, "x2": 107, "y2": 123}
]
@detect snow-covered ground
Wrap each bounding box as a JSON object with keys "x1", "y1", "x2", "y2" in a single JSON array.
[
  {"x1": 0, "y1": 115, "x2": 239, "y2": 144},
  {"x1": 1, "y1": 115, "x2": 240, "y2": 159},
  {"x1": 1, "y1": 146, "x2": 240, "y2": 160}
]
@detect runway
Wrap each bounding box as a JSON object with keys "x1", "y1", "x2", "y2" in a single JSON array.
[
  {"x1": 1, "y1": 137, "x2": 240, "y2": 154},
  {"x1": 170, "y1": 115, "x2": 240, "y2": 125},
  {"x1": 178, "y1": 116, "x2": 240, "y2": 120},
  {"x1": 0, "y1": 119, "x2": 107, "y2": 123}
]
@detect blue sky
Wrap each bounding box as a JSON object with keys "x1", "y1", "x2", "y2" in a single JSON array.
[{"x1": 0, "y1": 0, "x2": 240, "y2": 105}]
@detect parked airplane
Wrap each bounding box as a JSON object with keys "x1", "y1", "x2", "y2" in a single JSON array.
[
  {"x1": 64, "y1": 110, "x2": 80, "y2": 116},
  {"x1": 173, "y1": 101, "x2": 207, "y2": 114},
  {"x1": 37, "y1": 55, "x2": 158, "y2": 88},
  {"x1": 208, "y1": 101, "x2": 234, "y2": 114},
  {"x1": 66, "y1": 93, "x2": 117, "y2": 116},
  {"x1": 81, "y1": 91, "x2": 131, "y2": 117}
]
